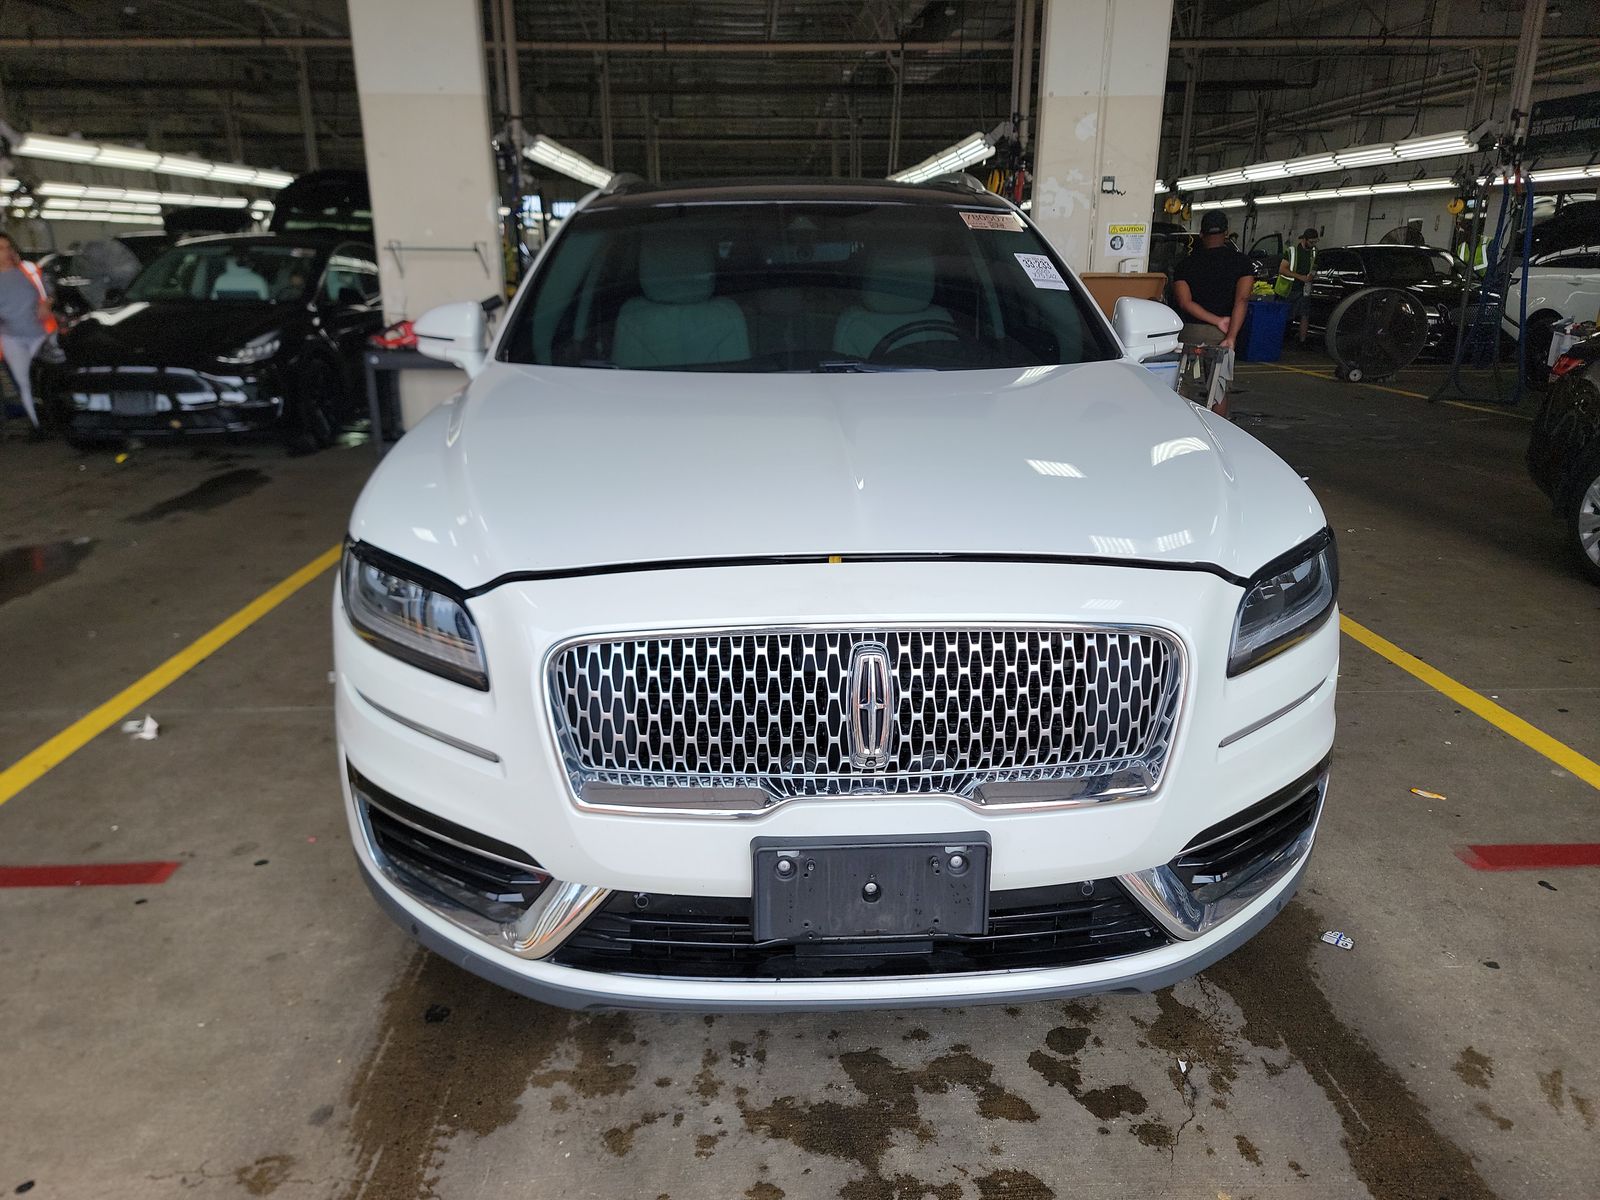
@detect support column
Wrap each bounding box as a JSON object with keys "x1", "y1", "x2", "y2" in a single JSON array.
[
  {"x1": 1030, "y1": 0, "x2": 1174, "y2": 273},
  {"x1": 349, "y1": 0, "x2": 504, "y2": 427}
]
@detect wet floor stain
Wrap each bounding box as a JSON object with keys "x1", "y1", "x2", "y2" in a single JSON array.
[
  {"x1": 0, "y1": 538, "x2": 94, "y2": 607},
  {"x1": 127, "y1": 467, "x2": 269, "y2": 522},
  {"x1": 839, "y1": 1175, "x2": 962, "y2": 1200},
  {"x1": 972, "y1": 1167, "x2": 1053, "y2": 1197},
  {"x1": 1235, "y1": 1133, "x2": 1262, "y2": 1165},
  {"x1": 745, "y1": 1184, "x2": 786, "y2": 1200},
  {"x1": 602, "y1": 1111, "x2": 664, "y2": 1156},
  {"x1": 338, "y1": 949, "x2": 629, "y2": 1200},
  {"x1": 739, "y1": 1046, "x2": 1035, "y2": 1195},
  {"x1": 1454, "y1": 1046, "x2": 1494, "y2": 1089},
  {"x1": 233, "y1": 1154, "x2": 296, "y2": 1196},
  {"x1": 1475, "y1": 1101, "x2": 1514, "y2": 1130},
  {"x1": 1203, "y1": 899, "x2": 1499, "y2": 1200},
  {"x1": 1025, "y1": 1005, "x2": 1149, "y2": 1123}
]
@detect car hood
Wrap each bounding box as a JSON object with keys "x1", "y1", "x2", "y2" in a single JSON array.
[
  {"x1": 63, "y1": 300, "x2": 287, "y2": 366},
  {"x1": 350, "y1": 359, "x2": 1326, "y2": 590}
]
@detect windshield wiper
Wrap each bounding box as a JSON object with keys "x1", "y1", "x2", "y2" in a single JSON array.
[{"x1": 812, "y1": 359, "x2": 936, "y2": 373}]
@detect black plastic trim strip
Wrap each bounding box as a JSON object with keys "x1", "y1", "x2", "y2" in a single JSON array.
[
  {"x1": 453, "y1": 551, "x2": 1252, "y2": 597},
  {"x1": 347, "y1": 763, "x2": 543, "y2": 873},
  {"x1": 348, "y1": 531, "x2": 1342, "y2": 602},
  {"x1": 1176, "y1": 756, "x2": 1330, "y2": 858}
]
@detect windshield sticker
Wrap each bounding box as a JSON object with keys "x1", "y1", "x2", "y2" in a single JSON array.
[
  {"x1": 1014, "y1": 253, "x2": 1069, "y2": 290},
  {"x1": 960, "y1": 211, "x2": 1025, "y2": 232}
]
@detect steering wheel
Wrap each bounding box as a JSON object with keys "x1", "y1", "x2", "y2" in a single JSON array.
[{"x1": 868, "y1": 319, "x2": 967, "y2": 361}]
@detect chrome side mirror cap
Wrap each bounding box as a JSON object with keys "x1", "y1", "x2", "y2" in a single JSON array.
[
  {"x1": 414, "y1": 300, "x2": 489, "y2": 377},
  {"x1": 1113, "y1": 296, "x2": 1183, "y2": 362}
]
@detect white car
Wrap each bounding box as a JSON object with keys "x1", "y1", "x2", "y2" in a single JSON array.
[
  {"x1": 1504, "y1": 246, "x2": 1600, "y2": 379},
  {"x1": 334, "y1": 180, "x2": 1338, "y2": 1011}
]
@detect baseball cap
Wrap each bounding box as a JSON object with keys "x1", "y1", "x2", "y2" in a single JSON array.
[
  {"x1": 1200, "y1": 210, "x2": 1229, "y2": 234},
  {"x1": 1301, "y1": 227, "x2": 1320, "y2": 240}
]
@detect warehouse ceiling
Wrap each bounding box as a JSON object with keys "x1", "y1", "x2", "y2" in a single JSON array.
[{"x1": 1, "y1": 0, "x2": 1596, "y2": 191}]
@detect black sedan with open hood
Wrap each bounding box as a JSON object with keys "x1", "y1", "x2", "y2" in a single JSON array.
[{"x1": 52, "y1": 231, "x2": 383, "y2": 448}]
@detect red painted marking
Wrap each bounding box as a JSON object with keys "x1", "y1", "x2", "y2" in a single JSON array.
[
  {"x1": 1455, "y1": 844, "x2": 1600, "y2": 872},
  {"x1": 0, "y1": 861, "x2": 181, "y2": 888}
]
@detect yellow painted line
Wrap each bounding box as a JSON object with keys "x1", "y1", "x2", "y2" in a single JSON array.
[
  {"x1": 0, "y1": 544, "x2": 342, "y2": 808},
  {"x1": 1240, "y1": 361, "x2": 1533, "y2": 420},
  {"x1": 1340, "y1": 613, "x2": 1600, "y2": 792}
]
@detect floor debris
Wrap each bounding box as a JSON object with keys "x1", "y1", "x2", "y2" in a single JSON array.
[
  {"x1": 119, "y1": 715, "x2": 159, "y2": 740},
  {"x1": 1410, "y1": 788, "x2": 1447, "y2": 800},
  {"x1": 1320, "y1": 931, "x2": 1356, "y2": 950}
]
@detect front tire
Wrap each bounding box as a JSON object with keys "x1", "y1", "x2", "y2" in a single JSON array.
[{"x1": 1567, "y1": 449, "x2": 1600, "y2": 586}]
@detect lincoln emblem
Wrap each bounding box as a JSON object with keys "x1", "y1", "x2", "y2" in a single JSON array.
[{"x1": 847, "y1": 641, "x2": 895, "y2": 770}]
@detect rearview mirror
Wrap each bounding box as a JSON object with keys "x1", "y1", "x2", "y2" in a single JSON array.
[
  {"x1": 414, "y1": 300, "x2": 488, "y2": 377},
  {"x1": 1112, "y1": 297, "x2": 1183, "y2": 361}
]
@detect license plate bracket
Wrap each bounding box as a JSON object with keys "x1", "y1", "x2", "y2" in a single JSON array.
[{"x1": 751, "y1": 834, "x2": 990, "y2": 943}]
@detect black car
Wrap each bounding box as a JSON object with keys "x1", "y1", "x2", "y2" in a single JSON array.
[
  {"x1": 1527, "y1": 329, "x2": 1600, "y2": 584},
  {"x1": 53, "y1": 231, "x2": 383, "y2": 448},
  {"x1": 1305, "y1": 244, "x2": 1480, "y2": 352}
]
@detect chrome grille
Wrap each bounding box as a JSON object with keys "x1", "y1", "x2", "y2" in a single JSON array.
[{"x1": 547, "y1": 626, "x2": 1183, "y2": 809}]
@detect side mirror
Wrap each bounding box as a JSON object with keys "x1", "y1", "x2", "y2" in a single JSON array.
[
  {"x1": 1113, "y1": 297, "x2": 1183, "y2": 361},
  {"x1": 414, "y1": 300, "x2": 488, "y2": 377}
]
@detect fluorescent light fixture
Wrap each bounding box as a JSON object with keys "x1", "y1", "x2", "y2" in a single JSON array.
[
  {"x1": 207, "y1": 163, "x2": 260, "y2": 184},
  {"x1": 1177, "y1": 129, "x2": 1477, "y2": 194},
  {"x1": 21, "y1": 178, "x2": 255, "y2": 210},
  {"x1": 524, "y1": 134, "x2": 614, "y2": 189},
  {"x1": 1243, "y1": 161, "x2": 1290, "y2": 181},
  {"x1": 1285, "y1": 153, "x2": 1338, "y2": 175},
  {"x1": 888, "y1": 132, "x2": 996, "y2": 184},
  {"x1": 1393, "y1": 131, "x2": 1474, "y2": 160},
  {"x1": 43, "y1": 197, "x2": 162, "y2": 214},
  {"x1": 156, "y1": 154, "x2": 215, "y2": 178},
  {"x1": 92, "y1": 146, "x2": 162, "y2": 170},
  {"x1": 1368, "y1": 181, "x2": 1413, "y2": 194},
  {"x1": 18, "y1": 134, "x2": 98, "y2": 163},
  {"x1": 1154, "y1": 180, "x2": 1168, "y2": 194},
  {"x1": 1333, "y1": 146, "x2": 1397, "y2": 168},
  {"x1": 13, "y1": 134, "x2": 292, "y2": 188}
]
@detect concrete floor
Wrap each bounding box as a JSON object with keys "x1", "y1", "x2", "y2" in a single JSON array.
[{"x1": 1, "y1": 358, "x2": 1596, "y2": 1200}]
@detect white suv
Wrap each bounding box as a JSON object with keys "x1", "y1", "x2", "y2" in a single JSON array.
[{"x1": 334, "y1": 180, "x2": 1338, "y2": 1011}]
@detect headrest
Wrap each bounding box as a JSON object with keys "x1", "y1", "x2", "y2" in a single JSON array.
[
  {"x1": 638, "y1": 234, "x2": 716, "y2": 304},
  {"x1": 862, "y1": 243, "x2": 936, "y2": 314}
]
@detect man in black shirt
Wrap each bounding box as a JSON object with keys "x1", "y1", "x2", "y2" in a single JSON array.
[{"x1": 1173, "y1": 210, "x2": 1256, "y2": 349}]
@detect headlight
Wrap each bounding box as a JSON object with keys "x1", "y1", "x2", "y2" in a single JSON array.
[
  {"x1": 217, "y1": 333, "x2": 280, "y2": 364},
  {"x1": 341, "y1": 544, "x2": 489, "y2": 690},
  {"x1": 1228, "y1": 530, "x2": 1338, "y2": 675}
]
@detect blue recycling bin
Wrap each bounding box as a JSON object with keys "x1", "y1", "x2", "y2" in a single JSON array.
[{"x1": 1240, "y1": 299, "x2": 1290, "y2": 362}]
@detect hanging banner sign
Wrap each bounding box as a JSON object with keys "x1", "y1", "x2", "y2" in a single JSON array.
[{"x1": 1526, "y1": 90, "x2": 1600, "y2": 156}]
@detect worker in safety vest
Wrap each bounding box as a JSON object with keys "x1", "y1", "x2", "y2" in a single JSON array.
[
  {"x1": 1453, "y1": 222, "x2": 1489, "y2": 275},
  {"x1": 0, "y1": 231, "x2": 57, "y2": 432},
  {"x1": 1275, "y1": 228, "x2": 1318, "y2": 346}
]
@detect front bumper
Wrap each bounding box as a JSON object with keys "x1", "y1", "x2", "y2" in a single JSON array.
[
  {"x1": 61, "y1": 364, "x2": 285, "y2": 438},
  {"x1": 334, "y1": 559, "x2": 1338, "y2": 1011}
]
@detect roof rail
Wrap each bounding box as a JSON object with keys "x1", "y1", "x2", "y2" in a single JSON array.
[
  {"x1": 918, "y1": 172, "x2": 994, "y2": 196},
  {"x1": 602, "y1": 172, "x2": 647, "y2": 195}
]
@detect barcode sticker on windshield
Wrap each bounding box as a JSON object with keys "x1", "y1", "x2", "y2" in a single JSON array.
[
  {"x1": 1014, "y1": 253, "x2": 1069, "y2": 290},
  {"x1": 961, "y1": 211, "x2": 1025, "y2": 232}
]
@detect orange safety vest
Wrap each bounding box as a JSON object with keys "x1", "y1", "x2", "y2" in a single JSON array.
[{"x1": 0, "y1": 260, "x2": 58, "y2": 360}]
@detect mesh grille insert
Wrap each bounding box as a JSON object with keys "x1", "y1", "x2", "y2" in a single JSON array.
[{"x1": 548, "y1": 626, "x2": 1183, "y2": 803}]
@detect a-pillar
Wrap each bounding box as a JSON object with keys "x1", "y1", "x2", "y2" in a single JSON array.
[
  {"x1": 1029, "y1": 0, "x2": 1174, "y2": 273},
  {"x1": 349, "y1": 0, "x2": 505, "y2": 427}
]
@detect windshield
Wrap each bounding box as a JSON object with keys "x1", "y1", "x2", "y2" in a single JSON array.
[
  {"x1": 1364, "y1": 248, "x2": 1457, "y2": 286},
  {"x1": 125, "y1": 242, "x2": 322, "y2": 304},
  {"x1": 499, "y1": 201, "x2": 1119, "y2": 372}
]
